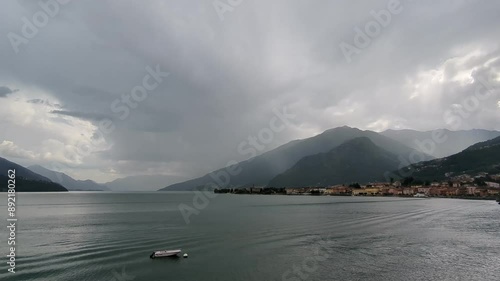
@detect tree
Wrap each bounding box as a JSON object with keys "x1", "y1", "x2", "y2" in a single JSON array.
[
  {"x1": 474, "y1": 178, "x2": 487, "y2": 187},
  {"x1": 402, "y1": 177, "x2": 414, "y2": 187},
  {"x1": 349, "y1": 183, "x2": 361, "y2": 188}
]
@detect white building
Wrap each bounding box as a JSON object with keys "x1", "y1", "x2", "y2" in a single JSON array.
[{"x1": 485, "y1": 182, "x2": 500, "y2": 188}]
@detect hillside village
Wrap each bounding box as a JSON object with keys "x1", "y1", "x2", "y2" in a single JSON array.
[{"x1": 214, "y1": 172, "x2": 500, "y2": 199}]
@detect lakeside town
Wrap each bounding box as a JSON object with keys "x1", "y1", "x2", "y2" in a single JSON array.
[{"x1": 214, "y1": 173, "x2": 500, "y2": 201}]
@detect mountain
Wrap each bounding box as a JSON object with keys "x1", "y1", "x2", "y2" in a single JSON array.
[
  {"x1": 397, "y1": 136, "x2": 500, "y2": 181},
  {"x1": 0, "y1": 157, "x2": 52, "y2": 182},
  {"x1": 29, "y1": 165, "x2": 109, "y2": 191},
  {"x1": 268, "y1": 137, "x2": 400, "y2": 187},
  {"x1": 466, "y1": 136, "x2": 500, "y2": 151},
  {"x1": 381, "y1": 129, "x2": 500, "y2": 158},
  {"x1": 0, "y1": 157, "x2": 68, "y2": 192},
  {"x1": 106, "y1": 175, "x2": 187, "y2": 191},
  {"x1": 160, "y1": 126, "x2": 432, "y2": 191}
]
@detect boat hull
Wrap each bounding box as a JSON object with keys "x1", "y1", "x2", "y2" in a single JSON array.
[{"x1": 150, "y1": 249, "x2": 181, "y2": 259}]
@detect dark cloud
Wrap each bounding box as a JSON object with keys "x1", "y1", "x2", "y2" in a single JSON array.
[
  {"x1": 0, "y1": 86, "x2": 18, "y2": 98},
  {"x1": 26, "y1": 99, "x2": 61, "y2": 107}
]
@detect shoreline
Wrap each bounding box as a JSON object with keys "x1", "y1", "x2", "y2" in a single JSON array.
[{"x1": 214, "y1": 192, "x2": 499, "y2": 201}]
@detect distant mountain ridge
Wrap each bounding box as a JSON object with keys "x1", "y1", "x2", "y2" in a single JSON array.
[
  {"x1": 29, "y1": 165, "x2": 109, "y2": 191},
  {"x1": 381, "y1": 129, "x2": 500, "y2": 158},
  {"x1": 28, "y1": 165, "x2": 185, "y2": 191},
  {"x1": 105, "y1": 174, "x2": 187, "y2": 191},
  {"x1": 0, "y1": 157, "x2": 67, "y2": 192},
  {"x1": 160, "y1": 126, "x2": 432, "y2": 191},
  {"x1": 397, "y1": 136, "x2": 500, "y2": 180},
  {"x1": 5, "y1": 127, "x2": 496, "y2": 192},
  {"x1": 0, "y1": 157, "x2": 51, "y2": 182},
  {"x1": 268, "y1": 137, "x2": 400, "y2": 187}
]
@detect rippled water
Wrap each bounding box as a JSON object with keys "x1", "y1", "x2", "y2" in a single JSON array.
[{"x1": 0, "y1": 192, "x2": 499, "y2": 281}]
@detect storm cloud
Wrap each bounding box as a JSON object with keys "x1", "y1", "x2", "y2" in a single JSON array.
[
  {"x1": 0, "y1": 86, "x2": 18, "y2": 98},
  {"x1": 0, "y1": 0, "x2": 499, "y2": 184}
]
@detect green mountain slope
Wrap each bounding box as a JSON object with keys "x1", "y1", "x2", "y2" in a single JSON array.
[
  {"x1": 397, "y1": 136, "x2": 500, "y2": 180},
  {"x1": 160, "y1": 126, "x2": 432, "y2": 191},
  {"x1": 268, "y1": 137, "x2": 400, "y2": 187}
]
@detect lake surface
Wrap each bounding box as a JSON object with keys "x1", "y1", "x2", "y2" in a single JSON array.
[{"x1": 0, "y1": 192, "x2": 499, "y2": 281}]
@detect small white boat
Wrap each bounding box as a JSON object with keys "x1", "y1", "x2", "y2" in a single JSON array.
[
  {"x1": 150, "y1": 249, "x2": 181, "y2": 259},
  {"x1": 414, "y1": 193, "x2": 428, "y2": 198}
]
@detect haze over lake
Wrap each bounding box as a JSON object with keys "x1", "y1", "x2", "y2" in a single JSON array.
[{"x1": 1, "y1": 192, "x2": 499, "y2": 281}]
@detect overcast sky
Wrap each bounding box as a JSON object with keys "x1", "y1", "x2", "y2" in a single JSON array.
[{"x1": 0, "y1": 0, "x2": 499, "y2": 184}]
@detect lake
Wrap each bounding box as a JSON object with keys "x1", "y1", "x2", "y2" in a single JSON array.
[{"x1": 0, "y1": 192, "x2": 499, "y2": 281}]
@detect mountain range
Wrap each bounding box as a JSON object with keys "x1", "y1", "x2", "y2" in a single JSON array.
[
  {"x1": 268, "y1": 137, "x2": 400, "y2": 187},
  {"x1": 160, "y1": 126, "x2": 434, "y2": 191},
  {"x1": 0, "y1": 157, "x2": 67, "y2": 192},
  {"x1": 0, "y1": 157, "x2": 177, "y2": 192},
  {"x1": 29, "y1": 165, "x2": 182, "y2": 191},
  {"x1": 161, "y1": 127, "x2": 500, "y2": 190},
  {"x1": 1, "y1": 127, "x2": 498, "y2": 192},
  {"x1": 29, "y1": 165, "x2": 110, "y2": 191},
  {"x1": 105, "y1": 174, "x2": 187, "y2": 192}
]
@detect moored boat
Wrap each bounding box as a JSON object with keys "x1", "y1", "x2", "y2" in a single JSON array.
[
  {"x1": 150, "y1": 249, "x2": 181, "y2": 259},
  {"x1": 413, "y1": 193, "x2": 428, "y2": 198}
]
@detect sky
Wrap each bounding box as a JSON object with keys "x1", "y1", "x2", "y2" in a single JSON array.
[{"x1": 0, "y1": 0, "x2": 499, "y2": 185}]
